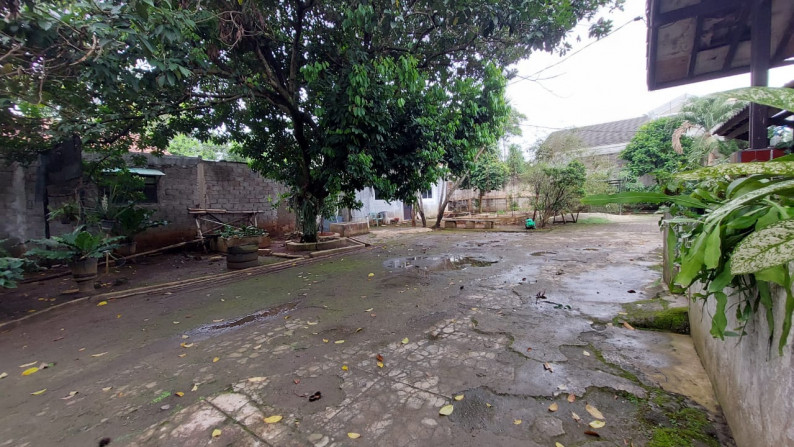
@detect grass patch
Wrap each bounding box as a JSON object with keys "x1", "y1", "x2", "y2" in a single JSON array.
[{"x1": 577, "y1": 216, "x2": 611, "y2": 225}]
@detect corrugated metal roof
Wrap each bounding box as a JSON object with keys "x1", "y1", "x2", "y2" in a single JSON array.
[{"x1": 543, "y1": 116, "x2": 651, "y2": 149}]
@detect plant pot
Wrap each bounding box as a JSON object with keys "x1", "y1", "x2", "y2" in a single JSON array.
[
  {"x1": 226, "y1": 244, "x2": 259, "y2": 270},
  {"x1": 71, "y1": 257, "x2": 98, "y2": 291},
  {"x1": 213, "y1": 235, "x2": 270, "y2": 252},
  {"x1": 100, "y1": 219, "x2": 116, "y2": 231},
  {"x1": 114, "y1": 241, "x2": 137, "y2": 257}
]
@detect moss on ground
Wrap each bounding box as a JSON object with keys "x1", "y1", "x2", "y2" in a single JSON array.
[{"x1": 617, "y1": 297, "x2": 690, "y2": 334}]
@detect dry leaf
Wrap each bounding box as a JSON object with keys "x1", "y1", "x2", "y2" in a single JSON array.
[
  {"x1": 583, "y1": 350, "x2": 590, "y2": 357},
  {"x1": 212, "y1": 357, "x2": 219, "y2": 363},
  {"x1": 61, "y1": 391, "x2": 78, "y2": 400},
  {"x1": 589, "y1": 420, "x2": 606, "y2": 428},
  {"x1": 556, "y1": 443, "x2": 565, "y2": 447},
  {"x1": 347, "y1": 432, "x2": 361, "y2": 439},
  {"x1": 567, "y1": 394, "x2": 576, "y2": 403},
  {"x1": 0, "y1": 372, "x2": 7, "y2": 379},
  {"x1": 253, "y1": 344, "x2": 262, "y2": 349},
  {"x1": 584, "y1": 430, "x2": 600, "y2": 437},
  {"x1": 180, "y1": 342, "x2": 194, "y2": 348},
  {"x1": 585, "y1": 404, "x2": 604, "y2": 419},
  {"x1": 543, "y1": 362, "x2": 554, "y2": 372},
  {"x1": 97, "y1": 301, "x2": 108, "y2": 306},
  {"x1": 293, "y1": 379, "x2": 300, "y2": 384},
  {"x1": 364, "y1": 308, "x2": 373, "y2": 312},
  {"x1": 211, "y1": 428, "x2": 222, "y2": 438},
  {"x1": 439, "y1": 404, "x2": 454, "y2": 416},
  {"x1": 623, "y1": 321, "x2": 635, "y2": 330},
  {"x1": 264, "y1": 415, "x2": 282, "y2": 424},
  {"x1": 102, "y1": 387, "x2": 112, "y2": 392},
  {"x1": 182, "y1": 335, "x2": 189, "y2": 339},
  {"x1": 377, "y1": 361, "x2": 384, "y2": 368},
  {"x1": 21, "y1": 367, "x2": 39, "y2": 376},
  {"x1": 572, "y1": 412, "x2": 581, "y2": 422},
  {"x1": 173, "y1": 321, "x2": 179, "y2": 324},
  {"x1": 454, "y1": 394, "x2": 464, "y2": 401},
  {"x1": 485, "y1": 403, "x2": 492, "y2": 408},
  {"x1": 31, "y1": 389, "x2": 46, "y2": 395},
  {"x1": 91, "y1": 352, "x2": 108, "y2": 357},
  {"x1": 178, "y1": 353, "x2": 187, "y2": 358},
  {"x1": 19, "y1": 361, "x2": 37, "y2": 368},
  {"x1": 247, "y1": 377, "x2": 267, "y2": 383},
  {"x1": 401, "y1": 337, "x2": 409, "y2": 344},
  {"x1": 548, "y1": 402, "x2": 559, "y2": 412},
  {"x1": 367, "y1": 273, "x2": 374, "y2": 277},
  {"x1": 341, "y1": 365, "x2": 348, "y2": 371},
  {"x1": 513, "y1": 419, "x2": 522, "y2": 425},
  {"x1": 322, "y1": 339, "x2": 329, "y2": 343},
  {"x1": 307, "y1": 321, "x2": 318, "y2": 325},
  {"x1": 191, "y1": 384, "x2": 198, "y2": 391},
  {"x1": 175, "y1": 391, "x2": 185, "y2": 397},
  {"x1": 334, "y1": 340, "x2": 345, "y2": 344},
  {"x1": 212, "y1": 319, "x2": 224, "y2": 323},
  {"x1": 376, "y1": 354, "x2": 384, "y2": 362},
  {"x1": 355, "y1": 328, "x2": 363, "y2": 333}
]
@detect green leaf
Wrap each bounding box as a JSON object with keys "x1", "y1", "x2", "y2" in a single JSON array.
[
  {"x1": 731, "y1": 220, "x2": 794, "y2": 275},
  {"x1": 676, "y1": 162, "x2": 794, "y2": 181},
  {"x1": 712, "y1": 86, "x2": 794, "y2": 113},
  {"x1": 703, "y1": 226, "x2": 722, "y2": 269},
  {"x1": 704, "y1": 179, "x2": 794, "y2": 232},
  {"x1": 710, "y1": 292, "x2": 728, "y2": 340},
  {"x1": 757, "y1": 281, "x2": 774, "y2": 335},
  {"x1": 581, "y1": 192, "x2": 706, "y2": 209},
  {"x1": 707, "y1": 261, "x2": 733, "y2": 293},
  {"x1": 754, "y1": 265, "x2": 787, "y2": 286},
  {"x1": 780, "y1": 281, "x2": 794, "y2": 356}
]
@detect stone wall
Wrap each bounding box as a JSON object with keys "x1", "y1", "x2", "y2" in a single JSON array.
[
  {"x1": 689, "y1": 283, "x2": 794, "y2": 447},
  {"x1": 0, "y1": 161, "x2": 45, "y2": 254}
]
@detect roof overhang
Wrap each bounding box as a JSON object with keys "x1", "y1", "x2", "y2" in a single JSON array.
[{"x1": 647, "y1": 0, "x2": 794, "y2": 91}]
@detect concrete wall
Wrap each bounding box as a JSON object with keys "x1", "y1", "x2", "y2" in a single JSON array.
[
  {"x1": 351, "y1": 182, "x2": 443, "y2": 222},
  {"x1": 689, "y1": 284, "x2": 794, "y2": 447},
  {"x1": 0, "y1": 161, "x2": 45, "y2": 254}
]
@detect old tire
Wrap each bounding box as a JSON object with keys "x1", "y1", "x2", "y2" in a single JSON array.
[
  {"x1": 228, "y1": 244, "x2": 258, "y2": 254},
  {"x1": 227, "y1": 251, "x2": 258, "y2": 263},
  {"x1": 227, "y1": 259, "x2": 260, "y2": 270}
]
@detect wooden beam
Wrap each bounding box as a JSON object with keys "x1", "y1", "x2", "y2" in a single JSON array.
[
  {"x1": 687, "y1": 15, "x2": 704, "y2": 78},
  {"x1": 771, "y1": 10, "x2": 794, "y2": 63},
  {"x1": 750, "y1": 0, "x2": 772, "y2": 149},
  {"x1": 654, "y1": 0, "x2": 745, "y2": 27},
  {"x1": 646, "y1": 0, "x2": 660, "y2": 91},
  {"x1": 722, "y1": 8, "x2": 752, "y2": 71}
]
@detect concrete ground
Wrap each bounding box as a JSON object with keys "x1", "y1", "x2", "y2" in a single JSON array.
[{"x1": 0, "y1": 214, "x2": 733, "y2": 446}]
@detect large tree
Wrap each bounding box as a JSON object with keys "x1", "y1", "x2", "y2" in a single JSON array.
[
  {"x1": 3, "y1": 0, "x2": 621, "y2": 241},
  {"x1": 620, "y1": 117, "x2": 694, "y2": 185}
]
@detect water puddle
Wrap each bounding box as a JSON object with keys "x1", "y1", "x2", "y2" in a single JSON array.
[
  {"x1": 530, "y1": 251, "x2": 557, "y2": 256},
  {"x1": 189, "y1": 301, "x2": 299, "y2": 336},
  {"x1": 383, "y1": 255, "x2": 497, "y2": 271}
]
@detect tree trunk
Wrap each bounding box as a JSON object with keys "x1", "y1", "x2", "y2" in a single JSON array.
[
  {"x1": 478, "y1": 191, "x2": 484, "y2": 213},
  {"x1": 416, "y1": 193, "x2": 427, "y2": 227},
  {"x1": 433, "y1": 177, "x2": 465, "y2": 228},
  {"x1": 295, "y1": 193, "x2": 320, "y2": 243}
]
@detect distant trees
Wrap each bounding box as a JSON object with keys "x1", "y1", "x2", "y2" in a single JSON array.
[
  {"x1": 524, "y1": 160, "x2": 586, "y2": 228},
  {"x1": 167, "y1": 135, "x2": 246, "y2": 162},
  {"x1": 620, "y1": 117, "x2": 693, "y2": 186}
]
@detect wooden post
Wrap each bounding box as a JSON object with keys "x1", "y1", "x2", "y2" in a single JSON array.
[{"x1": 749, "y1": 0, "x2": 771, "y2": 149}]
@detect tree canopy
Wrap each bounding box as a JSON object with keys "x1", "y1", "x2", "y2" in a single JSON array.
[
  {"x1": 2, "y1": 0, "x2": 622, "y2": 241},
  {"x1": 620, "y1": 117, "x2": 693, "y2": 185}
]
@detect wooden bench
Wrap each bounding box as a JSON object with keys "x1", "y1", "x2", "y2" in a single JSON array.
[{"x1": 443, "y1": 218, "x2": 495, "y2": 229}]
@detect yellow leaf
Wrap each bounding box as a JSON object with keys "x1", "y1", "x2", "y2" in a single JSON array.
[
  {"x1": 548, "y1": 402, "x2": 558, "y2": 412},
  {"x1": 439, "y1": 404, "x2": 454, "y2": 416},
  {"x1": 364, "y1": 308, "x2": 373, "y2": 312},
  {"x1": 556, "y1": 443, "x2": 565, "y2": 447},
  {"x1": 102, "y1": 387, "x2": 112, "y2": 392},
  {"x1": 263, "y1": 415, "x2": 283, "y2": 424},
  {"x1": 355, "y1": 327, "x2": 363, "y2": 333},
  {"x1": 116, "y1": 314, "x2": 121, "y2": 319},
  {"x1": 97, "y1": 301, "x2": 108, "y2": 306},
  {"x1": 589, "y1": 420, "x2": 606, "y2": 428},
  {"x1": 180, "y1": 342, "x2": 194, "y2": 348},
  {"x1": 376, "y1": 361, "x2": 384, "y2": 368},
  {"x1": 623, "y1": 321, "x2": 635, "y2": 331},
  {"x1": 485, "y1": 403, "x2": 492, "y2": 408},
  {"x1": 191, "y1": 384, "x2": 198, "y2": 391},
  {"x1": 175, "y1": 391, "x2": 185, "y2": 397},
  {"x1": 31, "y1": 389, "x2": 47, "y2": 395},
  {"x1": 585, "y1": 404, "x2": 604, "y2": 419},
  {"x1": 341, "y1": 365, "x2": 348, "y2": 371},
  {"x1": 21, "y1": 367, "x2": 39, "y2": 376},
  {"x1": 513, "y1": 419, "x2": 522, "y2": 425},
  {"x1": 0, "y1": 372, "x2": 7, "y2": 379},
  {"x1": 211, "y1": 428, "x2": 222, "y2": 438},
  {"x1": 334, "y1": 340, "x2": 345, "y2": 344},
  {"x1": 347, "y1": 432, "x2": 361, "y2": 439},
  {"x1": 19, "y1": 361, "x2": 37, "y2": 368},
  {"x1": 571, "y1": 412, "x2": 581, "y2": 422},
  {"x1": 454, "y1": 394, "x2": 464, "y2": 401},
  {"x1": 401, "y1": 337, "x2": 409, "y2": 344},
  {"x1": 91, "y1": 352, "x2": 108, "y2": 357},
  {"x1": 367, "y1": 273, "x2": 374, "y2": 277},
  {"x1": 322, "y1": 339, "x2": 329, "y2": 343},
  {"x1": 247, "y1": 377, "x2": 267, "y2": 383},
  {"x1": 212, "y1": 357, "x2": 219, "y2": 363}
]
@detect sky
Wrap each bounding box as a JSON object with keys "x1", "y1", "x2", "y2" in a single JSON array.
[{"x1": 505, "y1": 0, "x2": 794, "y2": 151}]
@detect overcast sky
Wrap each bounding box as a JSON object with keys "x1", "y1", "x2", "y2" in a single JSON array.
[{"x1": 505, "y1": 0, "x2": 794, "y2": 150}]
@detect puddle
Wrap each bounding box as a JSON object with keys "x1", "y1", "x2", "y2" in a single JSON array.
[
  {"x1": 530, "y1": 251, "x2": 557, "y2": 256},
  {"x1": 189, "y1": 301, "x2": 299, "y2": 336},
  {"x1": 383, "y1": 255, "x2": 497, "y2": 271}
]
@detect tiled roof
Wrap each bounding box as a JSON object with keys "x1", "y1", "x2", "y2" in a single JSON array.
[{"x1": 544, "y1": 116, "x2": 651, "y2": 149}]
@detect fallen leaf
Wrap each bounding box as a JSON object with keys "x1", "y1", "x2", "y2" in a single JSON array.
[
  {"x1": 97, "y1": 301, "x2": 108, "y2": 306},
  {"x1": 583, "y1": 350, "x2": 590, "y2": 357},
  {"x1": 526, "y1": 347, "x2": 532, "y2": 352},
  {"x1": 178, "y1": 353, "x2": 187, "y2": 358},
  {"x1": 19, "y1": 361, "x2": 37, "y2": 368},
  {"x1": 102, "y1": 387, "x2": 112, "y2": 392},
  {"x1": 584, "y1": 430, "x2": 601, "y2": 437},
  {"x1": 253, "y1": 344, "x2": 262, "y2": 349},
  {"x1": 376, "y1": 361, "x2": 384, "y2": 368},
  {"x1": 572, "y1": 412, "x2": 581, "y2": 422},
  {"x1": 309, "y1": 391, "x2": 322, "y2": 402},
  {"x1": 247, "y1": 377, "x2": 267, "y2": 383},
  {"x1": 21, "y1": 367, "x2": 39, "y2": 376},
  {"x1": 401, "y1": 337, "x2": 409, "y2": 344},
  {"x1": 485, "y1": 403, "x2": 492, "y2": 408},
  {"x1": 454, "y1": 394, "x2": 464, "y2": 401},
  {"x1": 376, "y1": 354, "x2": 384, "y2": 362},
  {"x1": 307, "y1": 321, "x2": 318, "y2": 325},
  {"x1": 211, "y1": 428, "x2": 222, "y2": 438},
  {"x1": 31, "y1": 389, "x2": 47, "y2": 395},
  {"x1": 543, "y1": 362, "x2": 554, "y2": 372},
  {"x1": 370, "y1": 313, "x2": 376, "y2": 317},
  {"x1": 61, "y1": 391, "x2": 78, "y2": 400},
  {"x1": 589, "y1": 420, "x2": 606, "y2": 428},
  {"x1": 365, "y1": 308, "x2": 373, "y2": 312},
  {"x1": 439, "y1": 404, "x2": 454, "y2": 416},
  {"x1": 334, "y1": 340, "x2": 345, "y2": 344},
  {"x1": 548, "y1": 402, "x2": 559, "y2": 412},
  {"x1": 182, "y1": 335, "x2": 189, "y2": 339},
  {"x1": 0, "y1": 372, "x2": 7, "y2": 379},
  {"x1": 355, "y1": 327, "x2": 363, "y2": 333},
  {"x1": 91, "y1": 352, "x2": 108, "y2": 357},
  {"x1": 212, "y1": 357, "x2": 219, "y2": 363},
  {"x1": 622, "y1": 322, "x2": 635, "y2": 330},
  {"x1": 293, "y1": 379, "x2": 300, "y2": 384},
  {"x1": 191, "y1": 384, "x2": 199, "y2": 391},
  {"x1": 173, "y1": 321, "x2": 180, "y2": 324},
  {"x1": 322, "y1": 339, "x2": 329, "y2": 343},
  {"x1": 342, "y1": 365, "x2": 349, "y2": 371},
  {"x1": 367, "y1": 273, "x2": 374, "y2": 277},
  {"x1": 585, "y1": 404, "x2": 604, "y2": 419},
  {"x1": 212, "y1": 319, "x2": 224, "y2": 323},
  {"x1": 513, "y1": 419, "x2": 522, "y2": 425},
  {"x1": 175, "y1": 391, "x2": 185, "y2": 397},
  {"x1": 347, "y1": 432, "x2": 361, "y2": 439},
  {"x1": 263, "y1": 415, "x2": 283, "y2": 424},
  {"x1": 627, "y1": 289, "x2": 636, "y2": 293},
  {"x1": 556, "y1": 443, "x2": 565, "y2": 447},
  {"x1": 180, "y1": 342, "x2": 194, "y2": 348}
]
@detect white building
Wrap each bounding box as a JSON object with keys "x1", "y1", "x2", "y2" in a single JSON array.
[{"x1": 350, "y1": 181, "x2": 445, "y2": 223}]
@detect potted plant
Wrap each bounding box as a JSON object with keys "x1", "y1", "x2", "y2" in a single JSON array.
[
  {"x1": 111, "y1": 205, "x2": 167, "y2": 256},
  {"x1": 216, "y1": 225, "x2": 269, "y2": 270},
  {"x1": 26, "y1": 227, "x2": 124, "y2": 290},
  {"x1": 48, "y1": 201, "x2": 81, "y2": 225}
]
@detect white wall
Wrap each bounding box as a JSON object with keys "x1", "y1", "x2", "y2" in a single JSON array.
[{"x1": 351, "y1": 182, "x2": 444, "y2": 222}]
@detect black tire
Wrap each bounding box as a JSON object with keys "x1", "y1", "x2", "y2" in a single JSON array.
[
  {"x1": 228, "y1": 244, "x2": 258, "y2": 254},
  {"x1": 227, "y1": 259, "x2": 260, "y2": 269},
  {"x1": 227, "y1": 251, "x2": 258, "y2": 263}
]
